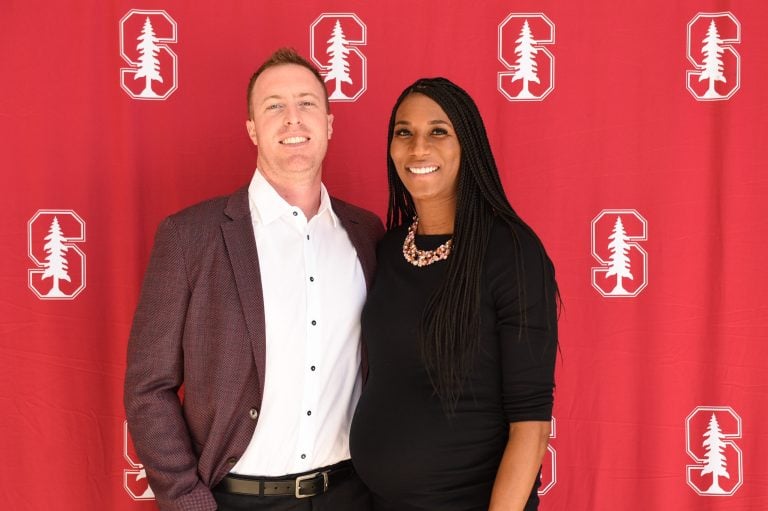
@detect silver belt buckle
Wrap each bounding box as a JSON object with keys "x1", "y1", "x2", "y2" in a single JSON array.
[{"x1": 294, "y1": 470, "x2": 329, "y2": 498}]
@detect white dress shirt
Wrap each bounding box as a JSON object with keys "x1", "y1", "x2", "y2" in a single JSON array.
[{"x1": 231, "y1": 170, "x2": 366, "y2": 476}]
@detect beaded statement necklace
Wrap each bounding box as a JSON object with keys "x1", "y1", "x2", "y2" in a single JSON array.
[{"x1": 402, "y1": 217, "x2": 453, "y2": 267}]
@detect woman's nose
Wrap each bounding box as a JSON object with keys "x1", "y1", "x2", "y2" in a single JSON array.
[{"x1": 409, "y1": 135, "x2": 430, "y2": 155}]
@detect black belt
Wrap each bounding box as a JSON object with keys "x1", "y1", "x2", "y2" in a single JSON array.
[{"x1": 216, "y1": 460, "x2": 354, "y2": 499}]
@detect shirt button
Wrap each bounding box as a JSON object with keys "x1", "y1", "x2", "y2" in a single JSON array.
[
  {"x1": 309, "y1": 276, "x2": 314, "y2": 282},
  {"x1": 249, "y1": 408, "x2": 259, "y2": 420},
  {"x1": 307, "y1": 410, "x2": 312, "y2": 416},
  {"x1": 306, "y1": 234, "x2": 310, "y2": 240},
  {"x1": 301, "y1": 454, "x2": 306, "y2": 459},
  {"x1": 310, "y1": 365, "x2": 316, "y2": 371},
  {"x1": 311, "y1": 320, "x2": 317, "y2": 326},
  {"x1": 292, "y1": 211, "x2": 298, "y2": 216},
  {"x1": 227, "y1": 456, "x2": 238, "y2": 464}
]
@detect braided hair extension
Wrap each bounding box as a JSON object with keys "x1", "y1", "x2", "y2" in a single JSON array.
[{"x1": 385, "y1": 77, "x2": 559, "y2": 412}]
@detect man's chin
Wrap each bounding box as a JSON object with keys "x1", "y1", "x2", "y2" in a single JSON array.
[{"x1": 261, "y1": 158, "x2": 323, "y2": 181}]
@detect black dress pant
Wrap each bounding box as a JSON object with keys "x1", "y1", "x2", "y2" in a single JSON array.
[{"x1": 213, "y1": 471, "x2": 372, "y2": 511}]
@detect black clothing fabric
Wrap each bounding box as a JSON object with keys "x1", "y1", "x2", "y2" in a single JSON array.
[
  {"x1": 212, "y1": 470, "x2": 371, "y2": 511},
  {"x1": 350, "y1": 218, "x2": 557, "y2": 511}
]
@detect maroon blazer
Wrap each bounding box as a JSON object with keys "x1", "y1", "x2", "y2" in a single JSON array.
[{"x1": 124, "y1": 185, "x2": 383, "y2": 511}]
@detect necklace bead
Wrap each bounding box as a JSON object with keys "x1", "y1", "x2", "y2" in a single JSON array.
[{"x1": 402, "y1": 217, "x2": 453, "y2": 267}]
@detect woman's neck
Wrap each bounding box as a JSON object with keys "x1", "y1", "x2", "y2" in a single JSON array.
[{"x1": 413, "y1": 198, "x2": 456, "y2": 235}]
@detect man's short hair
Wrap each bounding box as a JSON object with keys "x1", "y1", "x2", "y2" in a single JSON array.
[{"x1": 247, "y1": 47, "x2": 329, "y2": 118}]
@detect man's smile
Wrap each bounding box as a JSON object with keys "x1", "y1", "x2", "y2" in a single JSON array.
[{"x1": 280, "y1": 136, "x2": 309, "y2": 145}]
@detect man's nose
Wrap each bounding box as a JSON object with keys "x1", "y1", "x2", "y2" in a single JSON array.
[{"x1": 284, "y1": 105, "x2": 302, "y2": 126}]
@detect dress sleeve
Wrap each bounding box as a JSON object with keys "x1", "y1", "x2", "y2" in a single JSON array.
[{"x1": 487, "y1": 221, "x2": 558, "y2": 423}]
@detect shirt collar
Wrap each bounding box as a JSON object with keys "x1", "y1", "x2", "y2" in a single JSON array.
[{"x1": 248, "y1": 169, "x2": 338, "y2": 227}]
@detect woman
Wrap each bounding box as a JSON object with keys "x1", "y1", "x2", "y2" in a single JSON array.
[{"x1": 350, "y1": 77, "x2": 559, "y2": 511}]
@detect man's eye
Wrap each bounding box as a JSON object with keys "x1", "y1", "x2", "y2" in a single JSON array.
[
  {"x1": 299, "y1": 101, "x2": 315, "y2": 108},
  {"x1": 266, "y1": 104, "x2": 283, "y2": 111}
]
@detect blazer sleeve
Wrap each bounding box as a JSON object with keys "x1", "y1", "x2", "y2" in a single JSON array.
[{"x1": 124, "y1": 217, "x2": 217, "y2": 511}]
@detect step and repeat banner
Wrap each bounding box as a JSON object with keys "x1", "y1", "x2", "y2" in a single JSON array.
[{"x1": 1, "y1": 1, "x2": 766, "y2": 509}]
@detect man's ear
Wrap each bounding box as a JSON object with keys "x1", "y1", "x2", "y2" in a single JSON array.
[
  {"x1": 327, "y1": 113, "x2": 334, "y2": 140},
  {"x1": 246, "y1": 119, "x2": 258, "y2": 146}
]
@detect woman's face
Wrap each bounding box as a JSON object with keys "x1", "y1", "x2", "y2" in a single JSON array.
[{"x1": 390, "y1": 93, "x2": 461, "y2": 207}]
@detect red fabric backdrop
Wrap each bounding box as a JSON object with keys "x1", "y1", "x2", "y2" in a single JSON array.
[{"x1": 1, "y1": 1, "x2": 766, "y2": 509}]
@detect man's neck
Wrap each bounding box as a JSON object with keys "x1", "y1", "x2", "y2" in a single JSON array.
[{"x1": 259, "y1": 168, "x2": 323, "y2": 219}]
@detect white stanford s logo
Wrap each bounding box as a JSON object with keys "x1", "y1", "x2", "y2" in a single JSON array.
[
  {"x1": 123, "y1": 421, "x2": 155, "y2": 500},
  {"x1": 591, "y1": 209, "x2": 648, "y2": 298},
  {"x1": 498, "y1": 13, "x2": 555, "y2": 101},
  {"x1": 310, "y1": 13, "x2": 368, "y2": 102},
  {"x1": 686, "y1": 12, "x2": 741, "y2": 101},
  {"x1": 538, "y1": 418, "x2": 557, "y2": 495},
  {"x1": 686, "y1": 406, "x2": 743, "y2": 496},
  {"x1": 27, "y1": 210, "x2": 86, "y2": 300},
  {"x1": 119, "y1": 10, "x2": 179, "y2": 100}
]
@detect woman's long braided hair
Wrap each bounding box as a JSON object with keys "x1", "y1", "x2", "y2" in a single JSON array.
[{"x1": 386, "y1": 77, "x2": 558, "y2": 412}]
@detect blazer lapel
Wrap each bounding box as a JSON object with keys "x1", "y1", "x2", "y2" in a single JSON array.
[
  {"x1": 332, "y1": 198, "x2": 381, "y2": 385},
  {"x1": 332, "y1": 198, "x2": 377, "y2": 290},
  {"x1": 221, "y1": 187, "x2": 266, "y2": 395}
]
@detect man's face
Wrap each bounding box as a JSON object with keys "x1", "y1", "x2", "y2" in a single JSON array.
[{"x1": 246, "y1": 64, "x2": 333, "y2": 184}]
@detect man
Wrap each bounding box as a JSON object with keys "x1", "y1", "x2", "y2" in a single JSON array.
[{"x1": 124, "y1": 48, "x2": 383, "y2": 511}]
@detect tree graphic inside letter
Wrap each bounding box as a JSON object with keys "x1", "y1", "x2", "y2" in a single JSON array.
[
  {"x1": 701, "y1": 413, "x2": 730, "y2": 493},
  {"x1": 512, "y1": 20, "x2": 540, "y2": 99},
  {"x1": 699, "y1": 20, "x2": 726, "y2": 98},
  {"x1": 605, "y1": 216, "x2": 633, "y2": 295},
  {"x1": 41, "y1": 216, "x2": 71, "y2": 297},
  {"x1": 134, "y1": 17, "x2": 164, "y2": 98},
  {"x1": 324, "y1": 20, "x2": 353, "y2": 99}
]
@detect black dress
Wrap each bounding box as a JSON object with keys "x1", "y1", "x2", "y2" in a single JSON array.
[{"x1": 350, "y1": 218, "x2": 557, "y2": 511}]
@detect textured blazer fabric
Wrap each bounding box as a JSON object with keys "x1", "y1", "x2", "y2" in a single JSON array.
[{"x1": 124, "y1": 185, "x2": 383, "y2": 510}]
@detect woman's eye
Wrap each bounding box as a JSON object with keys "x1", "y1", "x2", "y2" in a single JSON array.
[
  {"x1": 394, "y1": 128, "x2": 411, "y2": 137},
  {"x1": 432, "y1": 128, "x2": 448, "y2": 136}
]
